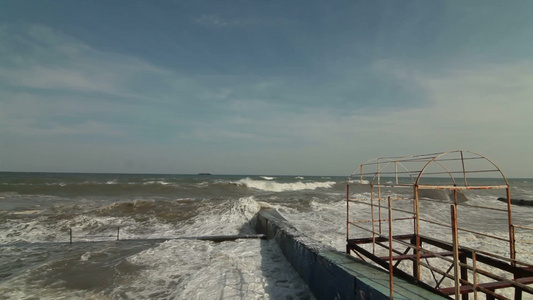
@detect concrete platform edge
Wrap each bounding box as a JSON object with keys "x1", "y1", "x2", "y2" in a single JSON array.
[{"x1": 252, "y1": 208, "x2": 448, "y2": 300}]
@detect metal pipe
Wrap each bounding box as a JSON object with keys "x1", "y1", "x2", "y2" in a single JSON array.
[
  {"x1": 379, "y1": 196, "x2": 382, "y2": 235},
  {"x1": 346, "y1": 183, "x2": 350, "y2": 254},
  {"x1": 472, "y1": 252, "x2": 478, "y2": 300},
  {"x1": 417, "y1": 184, "x2": 508, "y2": 190},
  {"x1": 388, "y1": 196, "x2": 394, "y2": 299},
  {"x1": 514, "y1": 224, "x2": 533, "y2": 230},
  {"x1": 451, "y1": 205, "x2": 460, "y2": 299},
  {"x1": 419, "y1": 218, "x2": 511, "y2": 242},
  {"x1": 348, "y1": 217, "x2": 413, "y2": 224},
  {"x1": 371, "y1": 184, "x2": 376, "y2": 255},
  {"x1": 506, "y1": 187, "x2": 516, "y2": 266},
  {"x1": 414, "y1": 185, "x2": 421, "y2": 280}
]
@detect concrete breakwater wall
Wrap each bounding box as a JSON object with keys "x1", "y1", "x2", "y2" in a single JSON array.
[
  {"x1": 497, "y1": 197, "x2": 533, "y2": 206},
  {"x1": 252, "y1": 208, "x2": 448, "y2": 300}
]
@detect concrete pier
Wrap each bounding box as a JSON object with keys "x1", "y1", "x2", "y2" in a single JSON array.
[{"x1": 253, "y1": 208, "x2": 449, "y2": 300}]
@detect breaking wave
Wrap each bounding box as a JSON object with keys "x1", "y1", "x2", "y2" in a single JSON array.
[{"x1": 234, "y1": 178, "x2": 336, "y2": 192}]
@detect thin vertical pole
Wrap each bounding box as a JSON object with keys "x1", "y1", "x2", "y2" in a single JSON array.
[
  {"x1": 377, "y1": 159, "x2": 381, "y2": 186},
  {"x1": 69, "y1": 228, "x2": 72, "y2": 244},
  {"x1": 377, "y1": 160, "x2": 382, "y2": 235},
  {"x1": 388, "y1": 196, "x2": 394, "y2": 300},
  {"x1": 414, "y1": 185, "x2": 421, "y2": 280},
  {"x1": 472, "y1": 252, "x2": 478, "y2": 300},
  {"x1": 371, "y1": 184, "x2": 376, "y2": 254},
  {"x1": 506, "y1": 187, "x2": 516, "y2": 266},
  {"x1": 117, "y1": 227, "x2": 120, "y2": 241},
  {"x1": 460, "y1": 253, "x2": 468, "y2": 300},
  {"x1": 379, "y1": 194, "x2": 382, "y2": 235},
  {"x1": 346, "y1": 184, "x2": 350, "y2": 254},
  {"x1": 451, "y1": 205, "x2": 460, "y2": 299}
]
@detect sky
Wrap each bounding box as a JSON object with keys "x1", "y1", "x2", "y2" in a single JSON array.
[{"x1": 0, "y1": 1, "x2": 532, "y2": 177}]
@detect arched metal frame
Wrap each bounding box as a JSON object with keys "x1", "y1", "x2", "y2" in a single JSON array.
[
  {"x1": 350, "y1": 150, "x2": 509, "y2": 187},
  {"x1": 346, "y1": 150, "x2": 532, "y2": 300}
]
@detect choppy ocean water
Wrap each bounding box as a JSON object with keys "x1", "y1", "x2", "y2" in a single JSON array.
[{"x1": 0, "y1": 172, "x2": 532, "y2": 299}]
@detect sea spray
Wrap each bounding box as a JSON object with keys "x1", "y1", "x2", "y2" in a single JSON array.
[{"x1": 235, "y1": 177, "x2": 336, "y2": 192}]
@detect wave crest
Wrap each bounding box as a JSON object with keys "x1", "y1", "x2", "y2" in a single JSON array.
[{"x1": 235, "y1": 178, "x2": 335, "y2": 192}]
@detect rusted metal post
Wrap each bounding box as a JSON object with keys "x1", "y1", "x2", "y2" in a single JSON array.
[
  {"x1": 371, "y1": 184, "x2": 376, "y2": 255},
  {"x1": 377, "y1": 159, "x2": 381, "y2": 236},
  {"x1": 460, "y1": 253, "x2": 468, "y2": 300},
  {"x1": 512, "y1": 224, "x2": 523, "y2": 300},
  {"x1": 414, "y1": 185, "x2": 421, "y2": 280},
  {"x1": 472, "y1": 252, "x2": 478, "y2": 300},
  {"x1": 454, "y1": 188, "x2": 469, "y2": 300},
  {"x1": 346, "y1": 183, "x2": 350, "y2": 254},
  {"x1": 379, "y1": 194, "x2": 382, "y2": 235},
  {"x1": 388, "y1": 196, "x2": 394, "y2": 299},
  {"x1": 451, "y1": 205, "x2": 460, "y2": 299},
  {"x1": 506, "y1": 187, "x2": 516, "y2": 266}
]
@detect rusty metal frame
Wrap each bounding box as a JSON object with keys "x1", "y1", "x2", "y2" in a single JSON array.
[{"x1": 346, "y1": 150, "x2": 533, "y2": 300}]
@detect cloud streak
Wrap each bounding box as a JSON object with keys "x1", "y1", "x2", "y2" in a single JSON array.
[
  {"x1": 0, "y1": 25, "x2": 169, "y2": 99},
  {"x1": 1, "y1": 1, "x2": 532, "y2": 176}
]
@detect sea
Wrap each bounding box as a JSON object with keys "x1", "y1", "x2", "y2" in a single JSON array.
[{"x1": 0, "y1": 172, "x2": 532, "y2": 300}]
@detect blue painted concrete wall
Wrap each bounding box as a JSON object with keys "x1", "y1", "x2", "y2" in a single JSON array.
[{"x1": 253, "y1": 208, "x2": 448, "y2": 300}]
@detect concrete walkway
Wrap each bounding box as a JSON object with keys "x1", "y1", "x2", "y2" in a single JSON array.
[{"x1": 253, "y1": 208, "x2": 450, "y2": 300}]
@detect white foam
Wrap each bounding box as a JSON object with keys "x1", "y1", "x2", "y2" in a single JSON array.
[
  {"x1": 5, "y1": 180, "x2": 532, "y2": 300},
  {"x1": 283, "y1": 199, "x2": 347, "y2": 250},
  {"x1": 260, "y1": 176, "x2": 275, "y2": 180},
  {"x1": 350, "y1": 179, "x2": 370, "y2": 184},
  {"x1": 0, "y1": 196, "x2": 313, "y2": 300},
  {"x1": 235, "y1": 178, "x2": 335, "y2": 192},
  {"x1": 196, "y1": 181, "x2": 209, "y2": 187},
  {"x1": 143, "y1": 180, "x2": 171, "y2": 185},
  {"x1": 283, "y1": 193, "x2": 533, "y2": 299},
  {"x1": 108, "y1": 238, "x2": 314, "y2": 300},
  {"x1": 12, "y1": 210, "x2": 41, "y2": 215},
  {"x1": 105, "y1": 197, "x2": 312, "y2": 299}
]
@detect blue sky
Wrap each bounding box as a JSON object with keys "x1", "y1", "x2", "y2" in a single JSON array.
[{"x1": 1, "y1": 1, "x2": 532, "y2": 176}]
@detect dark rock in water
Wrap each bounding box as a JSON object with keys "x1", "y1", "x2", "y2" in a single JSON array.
[{"x1": 497, "y1": 197, "x2": 533, "y2": 206}]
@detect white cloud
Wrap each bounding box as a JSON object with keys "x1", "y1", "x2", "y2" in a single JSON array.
[
  {"x1": 1, "y1": 24, "x2": 531, "y2": 176},
  {"x1": 198, "y1": 59, "x2": 533, "y2": 176},
  {"x1": 0, "y1": 24, "x2": 169, "y2": 98},
  {"x1": 0, "y1": 24, "x2": 184, "y2": 142},
  {"x1": 346, "y1": 60, "x2": 533, "y2": 176},
  {"x1": 194, "y1": 14, "x2": 292, "y2": 28},
  {"x1": 415, "y1": 62, "x2": 533, "y2": 132}
]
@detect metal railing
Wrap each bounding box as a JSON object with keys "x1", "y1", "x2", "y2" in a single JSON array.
[
  {"x1": 346, "y1": 151, "x2": 533, "y2": 300},
  {"x1": 66, "y1": 227, "x2": 266, "y2": 244},
  {"x1": 347, "y1": 194, "x2": 533, "y2": 299}
]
